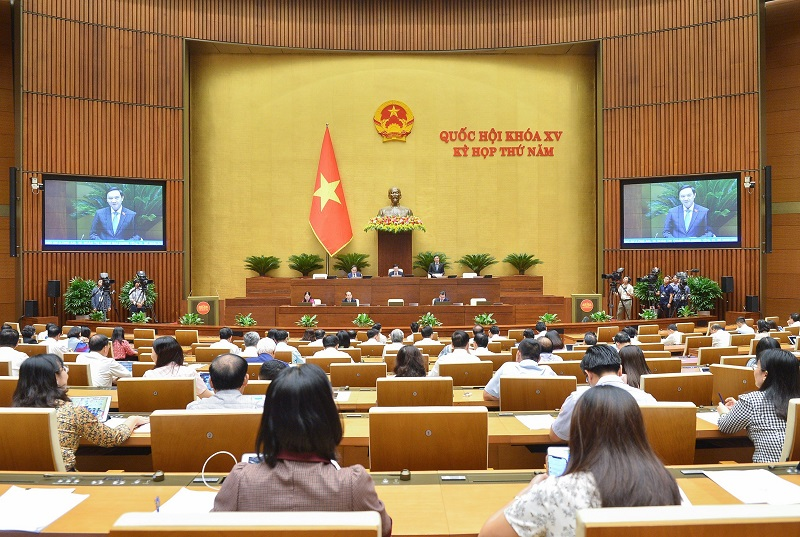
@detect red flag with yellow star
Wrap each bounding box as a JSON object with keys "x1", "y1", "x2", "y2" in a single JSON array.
[{"x1": 309, "y1": 126, "x2": 353, "y2": 256}]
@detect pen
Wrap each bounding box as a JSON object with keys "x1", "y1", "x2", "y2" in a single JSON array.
[
  {"x1": 717, "y1": 392, "x2": 725, "y2": 404},
  {"x1": 155, "y1": 496, "x2": 160, "y2": 512}
]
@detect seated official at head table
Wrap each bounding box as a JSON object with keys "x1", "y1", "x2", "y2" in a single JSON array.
[
  {"x1": 212, "y1": 364, "x2": 392, "y2": 536},
  {"x1": 342, "y1": 290, "x2": 357, "y2": 303},
  {"x1": 187, "y1": 353, "x2": 264, "y2": 410},
  {"x1": 433, "y1": 290, "x2": 449, "y2": 305},
  {"x1": 388, "y1": 264, "x2": 404, "y2": 277},
  {"x1": 12, "y1": 354, "x2": 149, "y2": 472},
  {"x1": 479, "y1": 386, "x2": 680, "y2": 537},
  {"x1": 347, "y1": 265, "x2": 362, "y2": 278}
]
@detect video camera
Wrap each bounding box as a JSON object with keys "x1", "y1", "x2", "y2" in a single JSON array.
[
  {"x1": 636, "y1": 267, "x2": 661, "y2": 284},
  {"x1": 135, "y1": 270, "x2": 154, "y2": 288},
  {"x1": 99, "y1": 272, "x2": 115, "y2": 291},
  {"x1": 601, "y1": 267, "x2": 624, "y2": 281}
]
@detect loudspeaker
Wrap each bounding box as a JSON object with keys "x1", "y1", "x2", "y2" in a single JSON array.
[
  {"x1": 745, "y1": 295, "x2": 759, "y2": 313},
  {"x1": 47, "y1": 280, "x2": 61, "y2": 298},
  {"x1": 721, "y1": 276, "x2": 734, "y2": 294},
  {"x1": 765, "y1": 165, "x2": 772, "y2": 254},
  {"x1": 24, "y1": 300, "x2": 38, "y2": 317}
]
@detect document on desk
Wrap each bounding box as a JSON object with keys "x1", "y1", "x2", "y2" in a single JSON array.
[
  {"x1": 696, "y1": 411, "x2": 720, "y2": 426},
  {"x1": 703, "y1": 469, "x2": 800, "y2": 505},
  {"x1": 0, "y1": 485, "x2": 89, "y2": 532},
  {"x1": 157, "y1": 487, "x2": 217, "y2": 513},
  {"x1": 335, "y1": 391, "x2": 351, "y2": 402},
  {"x1": 514, "y1": 414, "x2": 555, "y2": 430}
]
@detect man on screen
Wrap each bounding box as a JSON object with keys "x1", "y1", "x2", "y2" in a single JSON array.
[
  {"x1": 662, "y1": 185, "x2": 714, "y2": 238},
  {"x1": 90, "y1": 187, "x2": 140, "y2": 240}
]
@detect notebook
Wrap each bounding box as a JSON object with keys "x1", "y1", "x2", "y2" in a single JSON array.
[{"x1": 70, "y1": 395, "x2": 112, "y2": 422}]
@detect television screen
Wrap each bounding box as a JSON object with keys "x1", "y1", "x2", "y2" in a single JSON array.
[
  {"x1": 621, "y1": 174, "x2": 740, "y2": 248},
  {"x1": 42, "y1": 176, "x2": 166, "y2": 251}
]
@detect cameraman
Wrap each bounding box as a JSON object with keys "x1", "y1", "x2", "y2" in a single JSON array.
[
  {"x1": 91, "y1": 279, "x2": 111, "y2": 320},
  {"x1": 657, "y1": 275, "x2": 674, "y2": 318},
  {"x1": 671, "y1": 276, "x2": 690, "y2": 316},
  {"x1": 129, "y1": 280, "x2": 147, "y2": 315},
  {"x1": 616, "y1": 276, "x2": 634, "y2": 320}
]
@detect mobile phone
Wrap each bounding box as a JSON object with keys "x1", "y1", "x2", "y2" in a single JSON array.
[
  {"x1": 241, "y1": 452, "x2": 263, "y2": 464},
  {"x1": 546, "y1": 446, "x2": 570, "y2": 477}
]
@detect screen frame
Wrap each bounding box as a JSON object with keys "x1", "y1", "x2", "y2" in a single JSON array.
[
  {"x1": 619, "y1": 172, "x2": 742, "y2": 250},
  {"x1": 41, "y1": 174, "x2": 168, "y2": 252}
]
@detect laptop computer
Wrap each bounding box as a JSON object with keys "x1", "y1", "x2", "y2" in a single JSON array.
[
  {"x1": 70, "y1": 395, "x2": 112, "y2": 422},
  {"x1": 199, "y1": 372, "x2": 214, "y2": 393},
  {"x1": 118, "y1": 361, "x2": 134, "y2": 374}
]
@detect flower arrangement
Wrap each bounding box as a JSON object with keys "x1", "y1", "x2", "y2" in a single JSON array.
[{"x1": 364, "y1": 215, "x2": 426, "y2": 233}]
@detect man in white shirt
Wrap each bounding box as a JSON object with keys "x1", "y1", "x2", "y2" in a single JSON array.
[
  {"x1": 382, "y1": 329, "x2": 405, "y2": 358},
  {"x1": 274, "y1": 329, "x2": 303, "y2": 364},
  {"x1": 549, "y1": 345, "x2": 656, "y2": 441},
  {"x1": 710, "y1": 324, "x2": 732, "y2": 347},
  {"x1": 616, "y1": 276, "x2": 634, "y2": 320},
  {"x1": 471, "y1": 333, "x2": 495, "y2": 356},
  {"x1": 661, "y1": 323, "x2": 682, "y2": 346},
  {"x1": 306, "y1": 329, "x2": 326, "y2": 347},
  {"x1": 428, "y1": 330, "x2": 479, "y2": 377},
  {"x1": 76, "y1": 334, "x2": 132, "y2": 387},
  {"x1": 0, "y1": 328, "x2": 29, "y2": 376},
  {"x1": 416, "y1": 325, "x2": 437, "y2": 345},
  {"x1": 240, "y1": 331, "x2": 260, "y2": 358},
  {"x1": 373, "y1": 323, "x2": 388, "y2": 344},
  {"x1": 735, "y1": 317, "x2": 755, "y2": 335},
  {"x1": 787, "y1": 313, "x2": 800, "y2": 328},
  {"x1": 533, "y1": 322, "x2": 548, "y2": 340},
  {"x1": 405, "y1": 322, "x2": 420, "y2": 342},
  {"x1": 312, "y1": 334, "x2": 352, "y2": 359},
  {"x1": 42, "y1": 324, "x2": 68, "y2": 358},
  {"x1": 209, "y1": 327, "x2": 241, "y2": 355},
  {"x1": 484, "y1": 338, "x2": 556, "y2": 401},
  {"x1": 186, "y1": 354, "x2": 264, "y2": 410},
  {"x1": 488, "y1": 325, "x2": 506, "y2": 342}
]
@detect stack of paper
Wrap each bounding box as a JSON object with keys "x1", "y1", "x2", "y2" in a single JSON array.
[
  {"x1": 514, "y1": 414, "x2": 555, "y2": 430},
  {"x1": 157, "y1": 487, "x2": 218, "y2": 513},
  {"x1": 703, "y1": 470, "x2": 800, "y2": 505},
  {"x1": 0, "y1": 486, "x2": 88, "y2": 532}
]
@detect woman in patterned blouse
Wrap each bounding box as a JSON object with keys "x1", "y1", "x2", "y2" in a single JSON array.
[
  {"x1": 479, "y1": 386, "x2": 680, "y2": 537},
  {"x1": 110, "y1": 327, "x2": 138, "y2": 360},
  {"x1": 12, "y1": 354, "x2": 149, "y2": 471},
  {"x1": 718, "y1": 348, "x2": 800, "y2": 462}
]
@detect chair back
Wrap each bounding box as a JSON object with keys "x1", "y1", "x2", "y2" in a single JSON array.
[
  {"x1": 576, "y1": 504, "x2": 800, "y2": 537},
  {"x1": 242, "y1": 380, "x2": 271, "y2": 395},
  {"x1": 637, "y1": 324, "x2": 659, "y2": 335},
  {"x1": 552, "y1": 350, "x2": 585, "y2": 361},
  {"x1": 33, "y1": 323, "x2": 47, "y2": 334},
  {"x1": 341, "y1": 347, "x2": 362, "y2": 362},
  {"x1": 781, "y1": 398, "x2": 800, "y2": 462},
  {"x1": 305, "y1": 356, "x2": 351, "y2": 373},
  {"x1": 117, "y1": 377, "x2": 196, "y2": 412},
  {"x1": 133, "y1": 338, "x2": 155, "y2": 349},
  {"x1": 133, "y1": 328, "x2": 156, "y2": 340},
  {"x1": 369, "y1": 406, "x2": 488, "y2": 471},
  {"x1": 507, "y1": 329, "x2": 526, "y2": 342},
  {"x1": 438, "y1": 361, "x2": 493, "y2": 386},
  {"x1": 194, "y1": 347, "x2": 230, "y2": 362},
  {"x1": 16, "y1": 343, "x2": 47, "y2": 356},
  {"x1": 487, "y1": 341, "x2": 502, "y2": 353},
  {"x1": 0, "y1": 361, "x2": 9, "y2": 376},
  {"x1": 642, "y1": 350, "x2": 672, "y2": 358},
  {"x1": 636, "y1": 334, "x2": 662, "y2": 344},
  {"x1": 415, "y1": 342, "x2": 446, "y2": 356},
  {"x1": 769, "y1": 331, "x2": 791, "y2": 344},
  {"x1": 597, "y1": 326, "x2": 619, "y2": 343},
  {"x1": 785, "y1": 325, "x2": 800, "y2": 336},
  {"x1": 710, "y1": 364, "x2": 756, "y2": 401},
  {"x1": 95, "y1": 326, "x2": 114, "y2": 337},
  {"x1": 636, "y1": 342, "x2": 665, "y2": 351},
  {"x1": 299, "y1": 345, "x2": 319, "y2": 357},
  {"x1": 3, "y1": 322, "x2": 20, "y2": 332},
  {"x1": 697, "y1": 346, "x2": 740, "y2": 366},
  {"x1": 683, "y1": 335, "x2": 713, "y2": 356},
  {"x1": 132, "y1": 362, "x2": 155, "y2": 376},
  {"x1": 376, "y1": 377, "x2": 453, "y2": 406},
  {"x1": 110, "y1": 511, "x2": 383, "y2": 537},
  {"x1": 547, "y1": 360, "x2": 585, "y2": 382},
  {"x1": 174, "y1": 329, "x2": 200, "y2": 347},
  {"x1": 483, "y1": 352, "x2": 513, "y2": 371},
  {"x1": 150, "y1": 410, "x2": 262, "y2": 472},
  {"x1": 644, "y1": 358, "x2": 681, "y2": 374},
  {"x1": 273, "y1": 349, "x2": 294, "y2": 363},
  {"x1": 639, "y1": 402, "x2": 696, "y2": 464},
  {"x1": 355, "y1": 331, "x2": 369, "y2": 342},
  {"x1": 640, "y1": 372, "x2": 713, "y2": 406},
  {"x1": 330, "y1": 362, "x2": 387, "y2": 388},
  {"x1": 730, "y1": 333, "x2": 754, "y2": 347},
  {"x1": 499, "y1": 376, "x2": 577, "y2": 411},
  {"x1": 62, "y1": 352, "x2": 79, "y2": 362},
  {"x1": 66, "y1": 362, "x2": 92, "y2": 386},
  {"x1": 0, "y1": 408, "x2": 66, "y2": 471},
  {"x1": 246, "y1": 363, "x2": 262, "y2": 380},
  {"x1": 720, "y1": 355, "x2": 752, "y2": 367},
  {"x1": 0, "y1": 376, "x2": 19, "y2": 407},
  {"x1": 358, "y1": 342, "x2": 385, "y2": 358},
  {"x1": 676, "y1": 322, "x2": 696, "y2": 333}
]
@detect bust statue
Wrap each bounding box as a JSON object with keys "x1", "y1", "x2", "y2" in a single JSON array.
[{"x1": 377, "y1": 187, "x2": 413, "y2": 217}]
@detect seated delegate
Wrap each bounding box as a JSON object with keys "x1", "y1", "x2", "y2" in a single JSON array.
[
  {"x1": 143, "y1": 336, "x2": 212, "y2": 399},
  {"x1": 212, "y1": 364, "x2": 392, "y2": 536},
  {"x1": 479, "y1": 386, "x2": 680, "y2": 537},
  {"x1": 12, "y1": 354, "x2": 149, "y2": 471}
]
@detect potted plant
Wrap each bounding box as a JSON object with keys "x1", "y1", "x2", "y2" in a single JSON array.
[
  {"x1": 474, "y1": 313, "x2": 496, "y2": 326},
  {"x1": 503, "y1": 253, "x2": 543, "y2": 275},
  {"x1": 333, "y1": 252, "x2": 371, "y2": 274},
  {"x1": 686, "y1": 276, "x2": 723, "y2": 315},
  {"x1": 590, "y1": 311, "x2": 613, "y2": 322},
  {"x1": 538, "y1": 313, "x2": 560, "y2": 324},
  {"x1": 63, "y1": 277, "x2": 96, "y2": 319},
  {"x1": 234, "y1": 313, "x2": 257, "y2": 327},
  {"x1": 677, "y1": 305, "x2": 696, "y2": 318},
  {"x1": 296, "y1": 314, "x2": 318, "y2": 327},
  {"x1": 129, "y1": 311, "x2": 151, "y2": 324},
  {"x1": 417, "y1": 312, "x2": 442, "y2": 327},
  {"x1": 639, "y1": 309, "x2": 658, "y2": 320},
  {"x1": 88, "y1": 311, "x2": 106, "y2": 322},
  {"x1": 412, "y1": 251, "x2": 450, "y2": 276},
  {"x1": 244, "y1": 255, "x2": 281, "y2": 277},
  {"x1": 119, "y1": 279, "x2": 158, "y2": 312},
  {"x1": 456, "y1": 253, "x2": 498, "y2": 276},
  {"x1": 352, "y1": 313, "x2": 375, "y2": 328},
  {"x1": 179, "y1": 313, "x2": 204, "y2": 325},
  {"x1": 633, "y1": 280, "x2": 659, "y2": 309},
  {"x1": 288, "y1": 253, "x2": 325, "y2": 277}
]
